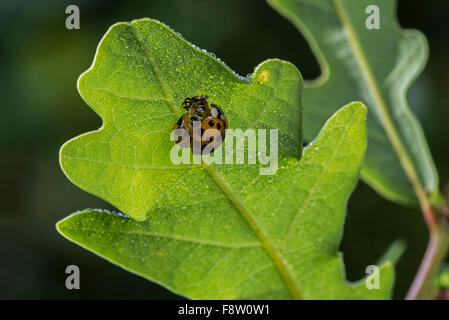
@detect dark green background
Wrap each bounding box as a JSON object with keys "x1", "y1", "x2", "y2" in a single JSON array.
[{"x1": 0, "y1": 0, "x2": 448, "y2": 299}]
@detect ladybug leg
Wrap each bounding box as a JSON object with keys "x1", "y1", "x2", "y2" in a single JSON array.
[
  {"x1": 175, "y1": 115, "x2": 184, "y2": 128},
  {"x1": 182, "y1": 97, "x2": 192, "y2": 110}
]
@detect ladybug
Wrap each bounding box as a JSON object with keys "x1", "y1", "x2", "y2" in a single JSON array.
[{"x1": 173, "y1": 95, "x2": 228, "y2": 154}]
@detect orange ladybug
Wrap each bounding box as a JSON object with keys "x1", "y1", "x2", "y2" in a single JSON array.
[{"x1": 173, "y1": 96, "x2": 228, "y2": 154}]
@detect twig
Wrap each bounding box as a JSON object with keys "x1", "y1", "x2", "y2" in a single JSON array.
[{"x1": 406, "y1": 213, "x2": 449, "y2": 300}]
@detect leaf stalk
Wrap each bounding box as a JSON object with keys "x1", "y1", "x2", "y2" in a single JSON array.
[{"x1": 406, "y1": 205, "x2": 449, "y2": 299}]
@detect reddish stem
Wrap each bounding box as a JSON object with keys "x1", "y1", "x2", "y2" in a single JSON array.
[{"x1": 406, "y1": 216, "x2": 449, "y2": 300}]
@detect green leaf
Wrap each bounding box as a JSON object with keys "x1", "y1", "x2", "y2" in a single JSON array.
[
  {"x1": 438, "y1": 264, "x2": 449, "y2": 289},
  {"x1": 61, "y1": 19, "x2": 303, "y2": 222},
  {"x1": 59, "y1": 18, "x2": 394, "y2": 299},
  {"x1": 267, "y1": 0, "x2": 439, "y2": 205}
]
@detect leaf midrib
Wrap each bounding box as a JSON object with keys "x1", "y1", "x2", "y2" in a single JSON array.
[
  {"x1": 332, "y1": 0, "x2": 428, "y2": 207},
  {"x1": 126, "y1": 22, "x2": 303, "y2": 299},
  {"x1": 202, "y1": 164, "x2": 303, "y2": 299}
]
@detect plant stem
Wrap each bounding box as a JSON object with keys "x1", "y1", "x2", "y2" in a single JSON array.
[
  {"x1": 334, "y1": 2, "x2": 449, "y2": 298},
  {"x1": 406, "y1": 214, "x2": 449, "y2": 300}
]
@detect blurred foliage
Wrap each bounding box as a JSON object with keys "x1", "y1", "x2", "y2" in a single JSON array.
[
  {"x1": 438, "y1": 264, "x2": 449, "y2": 289},
  {"x1": 0, "y1": 0, "x2": 447, "y2": 299}
]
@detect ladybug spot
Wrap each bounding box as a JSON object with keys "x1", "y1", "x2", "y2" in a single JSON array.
[
  {"x1": 208, "y1": 119, "x2": 215, "y2": 126},
  {"x1": 217, "y1": 123, "x2": 221, "y2": 130}
]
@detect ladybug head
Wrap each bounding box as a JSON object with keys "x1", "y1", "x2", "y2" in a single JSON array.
[{"x1": 182, "y1": 95, "x2": 210, "y2": 112}]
